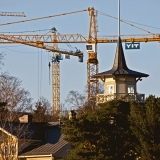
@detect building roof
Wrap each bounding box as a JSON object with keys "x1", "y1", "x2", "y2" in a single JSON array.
[
  {"x1": 0, "y1": 121, "x2": 69, "y2": 157},
  {"x1": 93, "y1": 37, "x2": 149, "y2": 78},
  {"x1": 20, "y1": 127, "x2": 68, "y2": 156},
  {"x1": 0, "y1": 122, "x2": 44, "y2": 140}
]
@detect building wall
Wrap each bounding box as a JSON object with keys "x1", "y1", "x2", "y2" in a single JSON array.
[
  {"x1": 104, "y1": 78, "x2": 116, "y2": 94},
  {"x1": 104, "y1": 76, "x2": 137, "y2": 95},
  {"x1": 116, "y1": 83, "x2": 126, "y2": 94},
  {"x1": 55, "y1": 144, "x2": 71, "y2": 159},
  {"x1": 0, "y1": 130, "x2": 18, "y2": 160},
  {"x1": 26, "y1": 157, "x2": 52, "y2": 160},
  {"x1": 126, "y1": 77, "x2": 136, "y2": 93}
]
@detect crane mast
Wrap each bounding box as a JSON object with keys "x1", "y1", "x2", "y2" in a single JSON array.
[
  {"x1": 87, "y1": 8, "x2": 98, "y2": 105},
  {"x1": 0, "y1": 33, "x2": 83, "y2": 116},
  {"x1": 52, "y1": 28, "x2": 60, "y2": 114}
]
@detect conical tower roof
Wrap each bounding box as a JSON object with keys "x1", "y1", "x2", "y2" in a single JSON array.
[{"x1": 93, "y1": 37, "x2": 149, "y2": 78}]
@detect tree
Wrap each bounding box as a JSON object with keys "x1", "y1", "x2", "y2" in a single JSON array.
[
  {"x1": 0, "y1": 72, "x2": 32, "y2": 111},
  {"x1": 32, "y1": 96, "x2": 53, "y2": 122},
  {"x1": 62, "y1": 100, "x2": 132, "y2": 160},
  {"x1": 65, "y1": 82, "x2": 104, "y2": 114},
  {"x1": 0, "y1": 51, "x2": 5, "y2": 70},
  {"x1": 0, "y1": 72, "x2": 32, "y2": 123},
  {"x1": 0, "y1": 104, "x2": 33, "y2": 160},
  {"x1": 129, "y1": 95, "x2": 160, "y2": 160},
  {"x1": 0, "y1": 73, "x2": 33, "y2": 160},
  {"x1": 65, "y1": 90, "x2": 87, "y2": 113}
]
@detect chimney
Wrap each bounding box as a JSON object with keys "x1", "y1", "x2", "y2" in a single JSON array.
[
  {"x1": 19, "y1": 114, "x2": 33, "y2": 123},
  {"x1": 69, "y1": 110, "x2": 77, "y2": 120}
]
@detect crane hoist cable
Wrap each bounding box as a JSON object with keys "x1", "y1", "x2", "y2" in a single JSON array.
[
  {"x1": 40, "y1": 49, "x2": 42, "y2": 98},
  {"x1": 37, "y1": 48, "x2": 43, "y2": 98},
  {"x1": 37, "y1": 48, "x2": 40, "y2": 98},
  {"x1": 0, "y1": 28, "x2": 51, "y2": 33},
  {"x1": 0, "y1": 9, "x2": 87, "y2": 27},
  {"x1": 97, "y1": 10, "x2": 154, "y2": 35},
  {"x1": 48, "y1": 61, "x2": 51, "y2": 85},
  {"x1": 48, "y1": 51, "x2": 51, "y2": 85},
  {"x1": 56, "y1": 29, "x2": 76, "y2": 52},
  {"x1": 118, "y1": 19, "x2": 160, "y2": 30}
]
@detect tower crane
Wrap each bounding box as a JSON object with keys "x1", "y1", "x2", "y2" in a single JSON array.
[
  {"x1": 1, "y1": 7, "x2": 160, "y2": 111},
  {"x1": 0, "y1": 32, "x2": 83, "y2": 114}
]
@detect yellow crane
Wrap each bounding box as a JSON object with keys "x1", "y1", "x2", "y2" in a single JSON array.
[
  {"x1": 0, "y1": 30, "x2": 83, "y2": 115},
  {"x1": 0, "y1": 7, "x2": 160, "y2": 111},
  {"x1": 0, "y1": 9, "x2": 88, "y2": 114}
]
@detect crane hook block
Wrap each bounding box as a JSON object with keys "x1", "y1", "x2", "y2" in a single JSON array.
[
  {"x1": 78, "y1": 56, "x2": 83, "y2": 62},
  {"x1": 48, "y1": 62, "x2": 51, "y2": 68}
]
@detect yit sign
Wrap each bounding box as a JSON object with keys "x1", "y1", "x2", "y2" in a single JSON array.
[{"x1": 125, "y1": 42, "x2": 140, "y2": 49}]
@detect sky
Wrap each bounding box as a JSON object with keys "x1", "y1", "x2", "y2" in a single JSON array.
[{"x1": 0, "y1": 0, "x2": 160, "y2": 108}]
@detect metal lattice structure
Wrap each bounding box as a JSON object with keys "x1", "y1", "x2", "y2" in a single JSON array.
[
  {"x1": 87, "y1": 8, "x2": 99, "y2": 103},
  {"x1": 0, "y1": 7, "x2": 159, "y2": 111},
  {"x1": 52, "y1": 28, "x2": 60, "y2": 114},
  {"x1": 52, "y1": 62, "x2": 60, "y2": 114},
  {"x1": 0, "y1": 29, "x2": 83, "y2": 116}
]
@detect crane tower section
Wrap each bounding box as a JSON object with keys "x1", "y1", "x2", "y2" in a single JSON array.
[
  {"x1": 87, "y1": 8, "x2": 98, "y2": 104},
  {"x1": 52, "y1": 62, "x2": 60, "y2": 114},
  {"x1": 51, "y1": 28, "x2": 61, "y2": 114}
]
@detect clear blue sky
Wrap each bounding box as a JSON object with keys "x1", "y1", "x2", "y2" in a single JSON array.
[{"x1": 1, "y1": 0, "x2": 160, "y2": 107}]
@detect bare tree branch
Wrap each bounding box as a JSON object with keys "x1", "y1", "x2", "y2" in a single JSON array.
[
  {"x1": 32, "y1": 96, "x2": 53, "y2": 122},
  {"x1": 0, "y1": 51, "x2": 5, "y2": 70},
  {"x1": 0, "y1": 72, "x2": 32, "y2": 114},
  {"x1": 65, "y1": 82, "x2": 104, "y2": 114}
]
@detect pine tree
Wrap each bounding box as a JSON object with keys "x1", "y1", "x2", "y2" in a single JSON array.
[
  {"x1": 62, "y1": 100, "x2": 132, "y2": 160},
  {"x1": 32, "y1": 97, "x2": 52, "y2": 122},
  {"x1": 129, "y1": 95, "x2": 160, "y2": 160}
]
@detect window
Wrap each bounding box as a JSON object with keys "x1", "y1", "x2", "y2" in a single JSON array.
[
  {"x1": 127, "y1": 85, "x2": 134, "y2": 94},
  {"x1": 10, "y1": 143, "x2": 16, "y2": 155},
  {"x1": 86, "y1": 45, "x2": 92, "y2": 50},
  {"x1": 4, "y1": 145, "x2": 8, "y2": 156},
  {"x1": 107, "y1": 85, "x2": 114, "y2": 94}
]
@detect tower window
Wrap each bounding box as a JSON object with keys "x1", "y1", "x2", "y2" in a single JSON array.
[
  {"x1": 127, "y1": 85, "x2": 134, "y2": 93},
  {"x1": 107, "y1": 85, "x2": 114, "y2": 94}
]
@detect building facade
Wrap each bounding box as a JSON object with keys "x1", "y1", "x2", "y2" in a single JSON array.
[{"x1": 93, "y1": 37, "x2": 149, "y2": 104}]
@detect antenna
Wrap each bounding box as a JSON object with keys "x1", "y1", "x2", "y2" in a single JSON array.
[{"x1": 118, "y1": 0, "x2": 120, "y2": 37}]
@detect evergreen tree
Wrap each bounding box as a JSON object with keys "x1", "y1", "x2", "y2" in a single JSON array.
[
  {"x1": 32, "y1": 102, "x2": 47, "y2": 122},
  {"x1": 62, "y1": 100, "x2": 133, "y2": 160},
  {"x1": 129, "y1": 95, "x2": 160, "y2": 160},
  {"x1": 32, "y1": 97, "x2": 53, "y2": 122}
]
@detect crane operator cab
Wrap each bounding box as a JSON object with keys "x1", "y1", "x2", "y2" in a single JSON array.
[
  {"x1": 86, "y1": 44, "x2": 96, "y2": 53},
  {"x1": 52, "y1": 53, "x2": 63, "y2": 63}
]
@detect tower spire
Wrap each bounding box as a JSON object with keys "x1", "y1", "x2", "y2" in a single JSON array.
[{"x1": 111, "y1": 37, "x2": 129, "y2": 71}]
